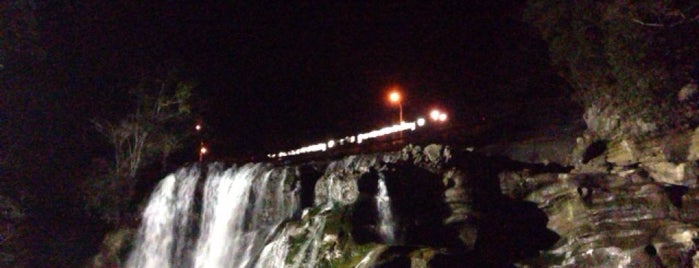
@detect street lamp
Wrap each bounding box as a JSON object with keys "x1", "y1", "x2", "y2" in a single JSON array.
[
  {"x1": 430, "y1": 109, "x2": 448, "y2": 122},
  {"x1": 388, "y1": 89, "x2": 403, "y2": 124},
  {"x1": 196, "y1": 121, "x2": 206, "y2": 162},
  {"x1": 199, "y1": 142, "x2": 208, "y2": 162}
]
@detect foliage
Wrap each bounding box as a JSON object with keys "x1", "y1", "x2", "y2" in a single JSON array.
[
  {"x1": 86, "y1": 73, "x2": 195, "y2": 222},
  {"x1": 524, "y1": 0, "x2": 699, "y2": 132},
  {"x1": 87, "y1": 228, "x2": 136, "y2": 267},
  {"x1": 82, "y1": 170, "x2": 124, "y2": 223}
]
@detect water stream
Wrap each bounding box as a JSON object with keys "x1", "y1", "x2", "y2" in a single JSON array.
[{"x1": 376, "y1": 176, "x2": 396, "y2": 244}]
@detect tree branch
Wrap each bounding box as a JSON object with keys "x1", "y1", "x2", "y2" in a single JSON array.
[{"x1": 631, "y1": 18, "x2": 666, "y2": 28}]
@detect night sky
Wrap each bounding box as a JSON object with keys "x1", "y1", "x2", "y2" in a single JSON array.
[
  {"x1": 61, "y1": 1, "x2": 559, "y2": 150},
  {"x1": 3, "y1": 1, "x2": 575, "y2": 195}
]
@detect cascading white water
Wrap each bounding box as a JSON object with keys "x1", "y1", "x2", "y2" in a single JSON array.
[
  {"x1": 376, "y1": 176, "x2": 396, "y2": 244},
  {"x1": 127, "y1": 167, "x2": 199, "y2": 268},
  {"x1": 127, "y1": 154, "x2": 400, "y2": 268},
  {"x1": 193, "y1": 165, "x2": 255, "y2": 267},
  {"x1": 127, "y1": 163, "x2": 299, "y2": 268}
]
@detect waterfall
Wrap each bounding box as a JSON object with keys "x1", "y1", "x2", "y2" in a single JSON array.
[
  {"x1": 127, "y1": 163, "x2": 299, "y2": 268},
  {"x1": 376, "y1": 176, "x2": 396, "y2": 244},
  {"x1": 126, "y1": 167, "x2": 199, "y2": 268}
]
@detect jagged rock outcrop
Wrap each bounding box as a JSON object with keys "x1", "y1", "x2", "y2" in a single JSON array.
[
  {"x1": 505, "y1": 128, "x2": 699, "y2": 267},
  {"x1": 583, "y1": 98, "x2": 658, "y2": 139}
]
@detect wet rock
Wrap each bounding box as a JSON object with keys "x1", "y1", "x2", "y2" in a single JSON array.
[
  {"x1": 423, "y1": 144, "x2": 445, "y2": 164},
  {"x1": 638, "y1": 132, "x2": 691, "y2": 163},
  {"x1": 643, "y1": 161, "x2": 698, "y2": 188},
  {"x1": 401, "y1": 144, "x2": 451, "y2": 172},
  {"x1": 500, "y1": 170, "x2": 560, "y2": 200},
  {"x1": 516, "y1": 167, "x2": 694, "y2": 267},
  {"x1": 583, "y1": 100, "x2": 657, "y2": 139},
  {"x1": 314, "y1": 155, "x2": 388, "y2": 206},
  {"x1": 443, "y1": 168, "x2": 472, "y2": 224},
  {"x1": 584, "y1": 101, "x2": 621, "y2": 139},
  {"x1": 606, "y1": 138, "x2": 639, "y2": 166},
  {"x1": 314, "y1": 171, "x2": 359, "y2": 206},
  {"x1": 442, "y1": 168, "x2": 477, "y2": 249},
  {"x1": 651, "y1": 222, "x2": 698, "y2": 267},
  {"x1": 400, "y1": 144, "x2": 423, "y2": 162}
]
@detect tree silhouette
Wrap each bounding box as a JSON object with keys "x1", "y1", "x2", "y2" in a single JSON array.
[{"x1": 87, "y1": 73, "x2": 194, "y2": 222}]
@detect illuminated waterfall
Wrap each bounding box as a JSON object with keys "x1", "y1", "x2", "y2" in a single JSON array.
[
  {"x1": 126, "y1": 163, "x2": 299, "y2": 268},
  {"x1": 126, "y1": 168, "x2": 199, "y2": 268},
  {"x1": 376, "y1": 176, "x2": 396, "y2": 244}
]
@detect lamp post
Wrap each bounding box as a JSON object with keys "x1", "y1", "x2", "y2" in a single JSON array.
[
  {"x1": 196, "y1": 122, "x2": 207, "y2": 162},
  {"x1": 199, "y1": 143, "x2": 207, "y2": 162},
  {"x1": 388, "y1": 89, "x2": 404, "y2": 141},
  {"x1": 388, "y1": 90, "x2": 403, "y2": 124}
]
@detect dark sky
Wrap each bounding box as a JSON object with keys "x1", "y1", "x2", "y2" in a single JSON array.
[
  {"x1": 47, "y1": 1, "x2": 564, "y2": 154},
  {"x1": 3, "y1": 1, "x2": 572, "y2": 188}
]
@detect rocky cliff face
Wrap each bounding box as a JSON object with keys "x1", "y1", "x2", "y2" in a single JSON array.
[
  {"x1": 90, "y1": 128, "x2": 699, "y2": 267},
  {"x1": 501, "y1": 128, "x2": 699, "y2": 267}
]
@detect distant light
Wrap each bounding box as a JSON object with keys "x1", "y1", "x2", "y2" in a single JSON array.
[
  {"x1": 200, "y1": 147, "x2": 208, "y2": 154},
  {"x1": 430, "y1": 110, "x2": 441, "y2": 121},
  {"x1": 417, "y1": 118, "x2": 426, "y2": 127},
  {"x1": 195, "y1": 124, "x2": 202, "y2": 131},
  {"x1": 429, "y1": 109, "x2": 448, "y2": 123},
  {"x1": 388, "y1": 91, "x2": 401, "y2": 104},
  {"x1": 327, "y1": 140, "x2": 336, "y2": 148}
]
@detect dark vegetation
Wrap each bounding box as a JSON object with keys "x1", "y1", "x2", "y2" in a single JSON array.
[{"x1": 525, "y1": 0, "x2": 699, "y2": 132}]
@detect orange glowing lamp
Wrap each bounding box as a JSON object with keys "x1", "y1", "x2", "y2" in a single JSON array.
[{"x1": 388, "y1": 91, "x2": 401, "y2": 104}]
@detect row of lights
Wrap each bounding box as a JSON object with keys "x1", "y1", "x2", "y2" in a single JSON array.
[
  {"x1": 195, "y1": 88, "x2": 449, "y2": 161},
  {"x1": 195, "y1": 109, "x2": 446, "y2": 161},
  {"x1": 267, "y1": 108, "x2": 448, "y2": 159}
]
